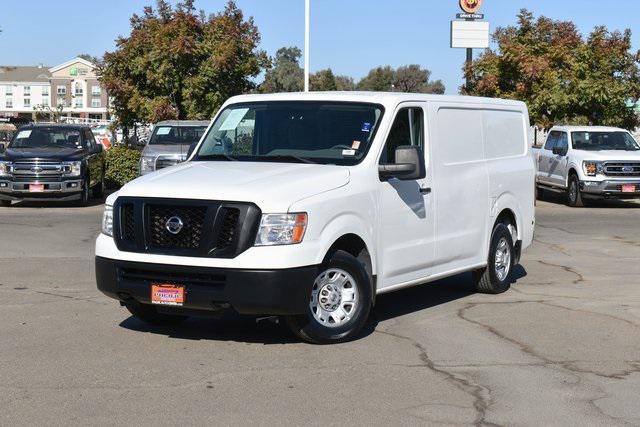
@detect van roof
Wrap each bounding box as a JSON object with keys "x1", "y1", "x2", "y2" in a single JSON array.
[
  {"x1": 226, "y1": 91, "x2": 527, "y2": 109},
  {"x1": 550, "y1": 125, "x2": 629, "y2": 133}
]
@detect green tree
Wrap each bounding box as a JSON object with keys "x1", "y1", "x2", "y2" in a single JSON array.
[
  {"x1": 356, "y1": 65, "x2": 444, "y2": 93},
  {"x1": 335, "y1": 75, "x2": 356, "y2": 91},
  {"x1": 466, "y1": 9, "x2": 640, "y2": 129},
  {"x1": 98, "y1": 0, "x2": 268, "y2": 126},
  {"x1": 310, "y1": 69, "x2": 337, "y2": 91},
  {"x1": 260, "y1": 47, "x2": 304, "y2": 93},
  {"x1": 78, "y1": 53, "x2": 101, "y2": 65}
]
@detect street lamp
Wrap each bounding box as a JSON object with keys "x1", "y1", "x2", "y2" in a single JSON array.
[{"x1": 304, "y1": 0, "x2": 310, "y2": 92}]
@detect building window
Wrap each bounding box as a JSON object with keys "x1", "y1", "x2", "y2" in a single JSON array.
[
  {"x1": 91, "y1": 86, "x2": 101, "y2": 96},
  {"x1": 5, "y1": 98, "x2": 13, "y2": 108},
  {"x1": 74, "y1": 82, "x2": 83, "y2": 96},
  {"x1": 6, "y1": 86, "x2": 13, "y2": 96},
  {"x1": 42, "y1": 86, "x2": 50, "y2": 96},
  {"x1": 24, "y1": 85, "x2": 31, "y2": 96},
  {"x1": 24, "y1": 98, "x2": 31, "y2": 108},
  {"x1": 57, "y1": 98, "x2": 66, "y2": 107},
  {"x1": 91, "y1": 99, "x2": 101, "y2": 108},
  {"x1": 42, "y1": 97, "x2": 50, "y2": 107},
  {"x1": 74, "y1": 98, "x2": 83, "y2": 108},
  {"x1": 57, "y1": 85, "x2": 66, "y2": 96}
]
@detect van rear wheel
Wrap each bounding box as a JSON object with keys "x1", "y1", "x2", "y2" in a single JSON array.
[
  {"x1": 474, "y1": 223, "x2": 514, "y2": 294},
  {"x1": 285, "y1": 250, "x2": 372, "y2": 344}
]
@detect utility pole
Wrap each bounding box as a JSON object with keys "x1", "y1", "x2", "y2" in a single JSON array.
[
  {"x1": 304, "y1": 0, "x2": 310, "y2": 92},
  {"x1": 466, "y1": 44, "x2": 473, "y2": 92}
]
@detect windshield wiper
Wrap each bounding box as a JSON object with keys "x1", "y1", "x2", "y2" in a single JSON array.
[
  {"x1": 259, "y1": 155, "x2": 317, "y2": 164},
  {"x1": 196, "y1": 153, "x2": 237, "y2": 161}
]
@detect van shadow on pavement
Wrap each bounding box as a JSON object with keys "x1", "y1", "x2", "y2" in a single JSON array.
[
  {"x1": 119, "y1": 267, "x2": 527, "y2": 345},
  {"x1": 538, "y1": 190, "x2": 640, "y2": 209}
]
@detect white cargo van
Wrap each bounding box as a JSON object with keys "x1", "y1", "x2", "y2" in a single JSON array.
[{"x1": 96, "y1": 92, "x2": 535, "y2": 344}]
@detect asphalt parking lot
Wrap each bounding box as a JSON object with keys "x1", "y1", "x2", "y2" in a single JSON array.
[{"x1": 1, "y1": 196, "x2": 639, "y2": 425}]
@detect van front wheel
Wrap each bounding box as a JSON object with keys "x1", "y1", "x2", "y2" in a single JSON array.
[
  {"x1": 474, "y1": 223, "x2": 514, "y2": 294},
  {"x1": 285, "y1": 250, "x2": 372, "y2": 344}
]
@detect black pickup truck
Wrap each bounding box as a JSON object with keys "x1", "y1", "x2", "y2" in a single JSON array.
[{"x1": 0, "y1": 124, "x2": 105, "y2": 206}]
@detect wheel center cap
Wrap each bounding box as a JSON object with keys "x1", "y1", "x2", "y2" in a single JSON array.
[{"x1": 319, "y1": 284, "x2": 341, "y2": 311}]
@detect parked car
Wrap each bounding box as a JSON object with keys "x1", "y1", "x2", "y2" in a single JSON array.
[
  {"x1": 95, "y1": 93, "x2": 535, "y2": 344},
  {"x1": 139, "y1": 120, "x2": 209, "y2": 175},
  {"x1": 533, "y1": 126, "x2": 640, "y2": 206},
  {"x1": 91, "y1": 125, "x2": 113, "y2": 150},
  {"x1": 0, "y1": 124, "x2": 105, "y2": 207}
]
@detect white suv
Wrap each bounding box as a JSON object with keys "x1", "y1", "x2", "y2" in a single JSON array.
[
  {"x1": 535, "y1": 126, "x2": 640, "y2": 206},
  {"x1": 96, "y1": 92, "x2": 535, "y2": 344}
]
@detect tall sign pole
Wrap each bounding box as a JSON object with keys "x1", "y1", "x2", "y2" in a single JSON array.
[
  {"x1": 304, "y1": 0, "x2": 310, "y2": 92},
  {"x1": 451, "y1": 0, "x2": 488, "y2": 92}
]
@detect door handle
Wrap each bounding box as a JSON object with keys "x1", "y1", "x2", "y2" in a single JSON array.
[{"x1": 419, "y1": 187, "x2": 432, "y2": 194}]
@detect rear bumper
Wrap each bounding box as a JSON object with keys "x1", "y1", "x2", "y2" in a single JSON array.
[
  {"x1": 580, "y1": 179, "x2": 640, "y2": 198},
  {"x1": 95, "y1": 256, "x2": 318, "y2": 315}
]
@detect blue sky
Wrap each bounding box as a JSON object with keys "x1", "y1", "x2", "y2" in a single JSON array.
[{"x1": 0, "y1": 0, "x2": 638, "y2": 94}]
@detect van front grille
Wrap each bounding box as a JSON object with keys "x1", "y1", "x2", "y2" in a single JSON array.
[{"x1": 113, "y1": 197, "x2": 261, "y2": 259}]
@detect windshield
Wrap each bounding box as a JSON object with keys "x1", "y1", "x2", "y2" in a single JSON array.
[
  {"x1": 149, "y1": 125, "x2": 208, "y2": 145},
  {"x1": 9, "y1": 127, "x2": 83, "y2": 149},
  {"x1": 194, "y1": 101, "x2": 384, "y2": 165},
  {"x1": 571, "y1": 131, "x2": 640, "y2": 151}
]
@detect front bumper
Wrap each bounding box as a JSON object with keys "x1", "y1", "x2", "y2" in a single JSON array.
[
  {"x1": 580, "y1": 179, "x2": 640, "y2": 198},
  {"x1": 95, "y1": 256, "x2": 318, "y2": 315},
  {"x1": 0, "y1": 178, "x2": 83, "y2": 201}
]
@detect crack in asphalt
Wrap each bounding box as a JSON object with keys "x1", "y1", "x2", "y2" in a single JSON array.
[
  {"x1": 374, "y1": 329, "x2": 499, "y2": 427},
  {"x1": 536, "y1": 260, "x2": 585, "y2": 284},
  {"x1": 533, "y1": 237, "x2": 573, "y2": 257}
]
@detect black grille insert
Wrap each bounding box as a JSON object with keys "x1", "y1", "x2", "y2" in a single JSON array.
[
  {"x1": 113, "y1": 197, "x2": 261, "y2": 258},
  {"x1": 148, "y1": 205, "x2": 207, "y2": 249},
  {"x1": 119, "y1": 267, "x2": 225, "y2": 288}
]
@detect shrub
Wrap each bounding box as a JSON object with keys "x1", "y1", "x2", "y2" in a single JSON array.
[{"x1": 105, "y1": 145, "x2": 141, "y2": 189}]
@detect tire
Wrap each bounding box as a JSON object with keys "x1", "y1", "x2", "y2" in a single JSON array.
[
  {"x1": 125, "y1": 303, "x2": 188, "y2": 326},
  {"x1": 92, "y1": 178, "x2": 105, "y2": 199},
  {"x1": 567, "y1": 174, "x2": 585, "y2": 207},
  {"x1": 536, "y1": 185, "x2": 544, "y2": 200},
  {"x1": 285, "y1": 250, "x2": 372, "y2": 344},
  {"x1": 1, "y1": 200, "x2": 11, "y2": 207},
  {"x1": 474, "y1": 223, "x2": 514, "y2": 294},
  {"x1": 76, "y1": 177, "x2": 91, "y2": 207}
]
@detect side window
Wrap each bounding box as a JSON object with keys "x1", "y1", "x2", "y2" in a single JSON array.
[
  {"x1": 544, "y1": 132, "x2": 558, "y2": 150},
  {"x1": 556, "y1": 132, "x2": 568, "y2": 151},
  {"x1": 380, "y1": 107, "x2": 424, "y2": 164}
]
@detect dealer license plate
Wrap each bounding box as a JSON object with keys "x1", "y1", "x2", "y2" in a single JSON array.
[
  {"x1": 622, "y1": 184, "x2": 636, "y2": 193},
  {"x1": 29, "y1": 184, "x2": 44, "y2": 192},
  {"x1": 151, "y1": 284, "x2": 184, "y2": 306}
]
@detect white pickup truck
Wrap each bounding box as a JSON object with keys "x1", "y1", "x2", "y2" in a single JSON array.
[{"x1": 534, "y1": 126, "x2": 640, "y2": 206}]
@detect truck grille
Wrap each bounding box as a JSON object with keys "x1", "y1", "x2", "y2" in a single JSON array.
[
  {"x1": 10, "y1": 160, "x2": 68, "y2": 181},
  {"x1": 114, "y1": 197, "x2": 260, "y2": 258},
  {"x1": 603, "y1": 162, "x2": 640, "y2": 177}
]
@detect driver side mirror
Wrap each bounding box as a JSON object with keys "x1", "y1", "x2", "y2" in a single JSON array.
[
  {"x1": 0, "y1": 143, "x2": 5, "y2": 153},
  {"x1": 378, "y1": 146, "x2": 426, "y2": 181},
  {"x1": 552, "y1": 146, "x2": 567, "y2": 156}
]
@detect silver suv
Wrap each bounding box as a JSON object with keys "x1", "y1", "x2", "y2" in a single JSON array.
[{"x1": 139, "y1": 120, "x2": 209, "y2": 176}]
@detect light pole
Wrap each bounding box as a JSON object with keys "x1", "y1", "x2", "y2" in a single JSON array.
[{"x1": 304, "y1": 0, "x2": 310, "y2": 92}]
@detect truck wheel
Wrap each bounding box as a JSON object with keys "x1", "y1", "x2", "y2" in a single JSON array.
[
  {"x1": 77, "y1": 177, "x2": 91, "y2": 207},
  {"x1": 474, "y1": 223, "x2": 514, "y2": 294},
  {"x1": 92, "y1": 178, "x2": 105, "y2": 199},
  {"x1": 567, "y1": 174, "x2": 585, "y2": 207},
  {"x1": 125, "y1": 303, "x2": 187, "y2": 326},
  {"x1": 285, "y1": 250, "x2": 372, "y2": 344},
  {"x1": 1, "y1": 200, "x2": 10, "y2": 207}
]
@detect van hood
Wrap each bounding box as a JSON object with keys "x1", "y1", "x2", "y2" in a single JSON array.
[{"x1": 118, "y1": 161, "x2": 351, "y2": 212}]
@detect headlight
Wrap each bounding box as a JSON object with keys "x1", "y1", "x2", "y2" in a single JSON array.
[
  {"x1": 102, "y1": 205, "x2": 113, "y2": 237},
  {"x1": 62, "y1": 161, "x2": 81, "y2": 177},
  {"x1": 255, "y1": 213, "x2": 307, "y2": 246},
  {"x1": 583, "y1": 161, "x2": 603, "y2": 177},
  {"x1": 140, "y1": 156, "x2": 155, "y2": 173},
  {"x1": 0, "y1": 161, "x2": 10, "y2": 176}
]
